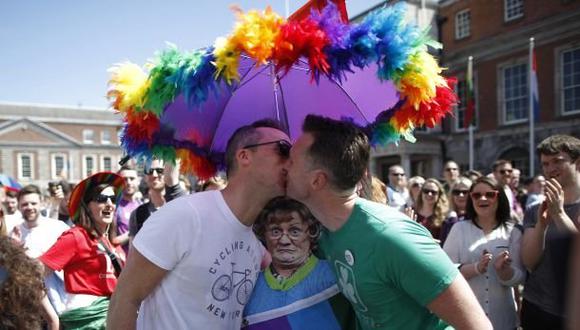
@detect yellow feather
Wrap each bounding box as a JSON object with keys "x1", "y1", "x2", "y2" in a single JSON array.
[{"x1": 107, "y1": 62, "x2": 149, "y2": 112}]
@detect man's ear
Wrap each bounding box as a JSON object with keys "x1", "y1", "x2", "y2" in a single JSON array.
[
  {"x1": 311, "y1": 170, "x2": 328, "y2": 191},
  {"x1": 236, "y1": 148, "x2": 252, "y2": 169}
]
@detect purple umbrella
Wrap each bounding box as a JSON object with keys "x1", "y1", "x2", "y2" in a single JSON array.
[
  {"x1": 162, "y1": 56, "x2": 399, "y2": 154},
  {"x1": 108, "y1": 4, "x2": 456, "y2": 179}
]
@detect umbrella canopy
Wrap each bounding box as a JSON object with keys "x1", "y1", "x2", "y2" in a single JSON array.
[
  {"x1": 160, "y1": 56, "x2": 399, "y2": 156},
  {"x1": 0, "y1": 174, "x2": 22, "y2": 192},
  {"x1": 107, "y1": 3, "x2": 457, "y2": 179}
]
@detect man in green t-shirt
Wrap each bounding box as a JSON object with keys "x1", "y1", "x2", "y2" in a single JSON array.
[{"x1": 285, "y1": 115, "x2": 491, "y2": 330}]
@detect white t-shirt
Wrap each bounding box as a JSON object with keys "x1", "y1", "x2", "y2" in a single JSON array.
[
  {"x1": 18, "y1": 216, "x2": 70, "y2": 314},
  {"x1": 4, "y1": 212, "x2": 23, "y2": 235},
  {"x1": 133, "y1": 191, "x2": 266, "y2": 330},
  {"x1": 18, "y1": 216, "x2": 70, "y2": 258},
  {"x1": 387, "y1": 186, "x2": 409, "y2": 212}
]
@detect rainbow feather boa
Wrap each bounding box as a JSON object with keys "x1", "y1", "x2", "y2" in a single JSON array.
[{"x1": 107, "y1": 3, "x2": 457, "y2": 179}]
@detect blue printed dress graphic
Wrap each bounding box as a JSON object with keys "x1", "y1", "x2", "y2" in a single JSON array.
[{"x1": 206, "y1": 239, "x2": 261, "y2": 321}]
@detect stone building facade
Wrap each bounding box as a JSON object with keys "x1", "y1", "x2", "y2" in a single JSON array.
[
  {"x1": 439, "y1": 0, "x2": 580, "y2": 176},
  {"x1": 0, "y1": 102, "x2": 123, "y2": 188}
]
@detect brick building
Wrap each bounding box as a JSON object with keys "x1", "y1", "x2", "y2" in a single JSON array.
[
  {"x1": 0, "y1": 102, "x2": 123, "y2": 188},
  {"x1": 439, "y1": 0, "x2": 580, "y2": 176}
]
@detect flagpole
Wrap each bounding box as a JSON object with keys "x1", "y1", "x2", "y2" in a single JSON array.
[
  {"x1": 528, "y1": 37, "x2": 535, "y2": 177},
  {"x1": 285, "y1": 0, "x2": 290, "y2": 18},
  {"x1": 468, "y1": 56, "x2": 474, "y2": 171}
]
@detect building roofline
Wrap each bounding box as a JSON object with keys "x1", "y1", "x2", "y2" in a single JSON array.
[{"x1": 0, "y1": 100, "x2": 108, "y2": 112}]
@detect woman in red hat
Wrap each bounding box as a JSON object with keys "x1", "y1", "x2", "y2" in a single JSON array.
[{"x1": 40, "y1": 172, "x2": 126, "y2": 329}]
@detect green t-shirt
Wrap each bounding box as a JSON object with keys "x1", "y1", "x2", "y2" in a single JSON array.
[{"x1": 318, "y1": 198, "x2": 458, "y2": 330}]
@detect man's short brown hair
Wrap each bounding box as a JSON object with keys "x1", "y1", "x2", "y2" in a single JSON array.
[{"x1": 537, "y1": 134, "x2": 580, "y2": 161}]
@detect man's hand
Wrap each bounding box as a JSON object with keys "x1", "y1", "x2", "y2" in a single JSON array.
[
  {"x1": 164, "y1": 159, "x2": 181, "y2": 187},
  {"x1": 544, "y1": 178, "x2": 565, "y2": 219},
  {"x1": 9, "y1": 226, "x2": 23, "y2": 246}
]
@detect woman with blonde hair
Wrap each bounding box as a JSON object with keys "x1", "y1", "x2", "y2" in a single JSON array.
[
  {"x1": 440, "y1": 177, "x2": 472, "y2": 244},
  {"x1": 407, "y1": 176, "x2": 425, "y2": 207},
  {"x1": 414, "y1": 178, "x2": 449, "y2": 242}
]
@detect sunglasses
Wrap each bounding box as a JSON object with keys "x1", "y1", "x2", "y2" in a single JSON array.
[
  {"x1": 144, "y1": 168, "x2": 164, "y2": 175},
  {"x1": 92, "y1": 194, "x2": 117, "y2": 204},
  {"x1": 411, "y1": 182, "x2": 424, "y2": 188},
  {"x1": 390, "y1": 173, "x2": 406, "y2": 177},
  {"x1": 422, "y1": 188, "x2": 439, "y2": 196},
  {"x1": 452, "y1": 189, "x2": 469, "y2": 196},
  {"x1": 499, "y1": 169, "x2": 513, "y2": 175},
  {"x1": 243, "y1": 140, "x2": 292, "y2": 158},
  {"x1": 470, "y1": 191, "x2": 499, "y2": 200},
  {"x1": 445, "y1": 168, "x2": 459, "y2": 172}
]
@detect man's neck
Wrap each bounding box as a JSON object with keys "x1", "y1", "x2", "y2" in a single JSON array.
[
  {"x1": 23, "y1": 218, "x2": 39, "y2": 229},
  {"x1": 307, "y1": 191, "x2": 357, "y2": 232},
  {"x1": 149, "y1": 190, "x2": 165, "y2": 208},
  {"x1": 221, "y1": 180, "x2": 271, "y2": 227},
  {"x1": 389, "y1": 184, "x2": 403, "y2": 193},
  {"x1": 123, "y1": 194, "x2": 136, "y2": 202}
]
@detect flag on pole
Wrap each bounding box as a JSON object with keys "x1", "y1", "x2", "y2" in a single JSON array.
[
  {"x1": 464, "y1": 56, "x2": 475, "y2": 127},
  {"x1": 530, "y1": 47, "x2": 540, "y2": 122},
  {"x1": 289, "y1": 0, "x2": 348, "y2": 23}
]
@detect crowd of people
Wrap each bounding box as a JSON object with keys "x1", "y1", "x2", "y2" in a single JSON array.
[{"x1": 0, "y1": 115, "x2": 579, "y2": 330}]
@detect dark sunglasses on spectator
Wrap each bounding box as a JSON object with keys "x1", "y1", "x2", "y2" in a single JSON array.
[
  {"x1": 470, "y1": 191, "x2": 499, "y2": 200},
  {"x1": 243, "y1": 140, "x2": 292, "y2": 158},
  {"x1": 145, "y1": 168, "x2": 165, "y2": 175},
  {"x1": 499, "y1": 169, "x2": 513, "y2": 175},
  {"x1": 93, "y1": 194, "x2": 117, "y2": 204},
  {"x1": 452, "y1": 189, "x2": 470, "y2": 196},
  {"x1": 391, "y1": 173, "x2": 405, "y2": 177},
  {"x1": 411, "y1": 182, "x2": 424, "y2": 188},
  {"x1": 445, "y1": 168, "x2": 458, "y2": 172},
  {"x1": 422, "y1": 188, "x2": 439, "y2": 195}
]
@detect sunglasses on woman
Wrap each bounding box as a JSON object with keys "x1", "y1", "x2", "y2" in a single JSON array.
[
  {"x1": 470, "y1": 191, "x2": 499, "y2": 200},
  {"x1": 422, "y1": 188, "x2": 439, "y2": 196},
  {"x1": 243, "y1": 140, "x2": 292, "y2": 158},
  {"x1": 451, "y1": 189, "x2": 469, "y2": 196},
  {"x1": 92, "y1": 194, "x2": 117, "y2": 204}
]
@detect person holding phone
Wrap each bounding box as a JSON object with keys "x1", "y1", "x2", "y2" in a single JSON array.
[{"x1": 443, "y1": 176, "x2": 525, "y2": 329}]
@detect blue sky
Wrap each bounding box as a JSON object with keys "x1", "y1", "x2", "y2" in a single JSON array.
[{"x1": 0, "y1": 0, "x2": 385, "y2": 108}]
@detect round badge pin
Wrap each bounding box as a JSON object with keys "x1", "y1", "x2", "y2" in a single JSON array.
[{"x1": 345, "y1": 250, "x2": 355, "y2": 266}]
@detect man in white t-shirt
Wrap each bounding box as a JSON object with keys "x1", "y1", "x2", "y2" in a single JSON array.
[
  {"x1": 3, "y1": 189, "x2": 23, "y2": 233},
  {"x1": 108, "y1": 119, "x2": 291, "y2": 329},
  {"x1": 11, "y1": 185, "x2": 70, "y2": 314}
]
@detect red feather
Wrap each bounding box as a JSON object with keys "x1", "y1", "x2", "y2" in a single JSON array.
[
  {"x1": 273, "y1": 18, "x2": 330, "y2": 79},
  {"x1": 393, "y1": 78, "x2": 458, "y2": 129},
  {"x1": 125, "y1": 109, "x2": 160, "y2": 143}
]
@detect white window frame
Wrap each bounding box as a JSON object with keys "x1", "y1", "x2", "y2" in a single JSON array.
[
  {"x1": 101, "y1": 155, "x2": 113, "y2": 172},
  {"x1": 504, "y1": 0, "x2": 524, "y2": 22},
  {"x1": 17, "y1": 152, "x2": 34, "y2": 180},
  {"x1": 499, "y1": 61, "x2": 529, "y2": 125},
  {"x1": 83, "y1": 155, "x2": 97, "y2": 178},
  {"x1": 101, "y1": 130, "x2": 112, "y2": 145},
  {"x1": 117, "y1": 128, "x2": 123, "y2": 146},
  {"x1": 559, "y1": 46, "x2": 580, "y2": 116},
  {"x1": 83, "y1": 129, "x2": 95, "y2": 144},
  {"x1": 454, "y1": 74, "x2": 479, "y2": 132},
  {"x1": 455, "y1": 9, "x2": 471, "y2": 40},
  {"x1": 51, "y1": 153, "x2": 67, "y2": 180}
]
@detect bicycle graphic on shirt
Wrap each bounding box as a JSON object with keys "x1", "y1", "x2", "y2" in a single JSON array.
[{"x1": 211, "y1": 262, "x2": 254, "y2": 305}]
